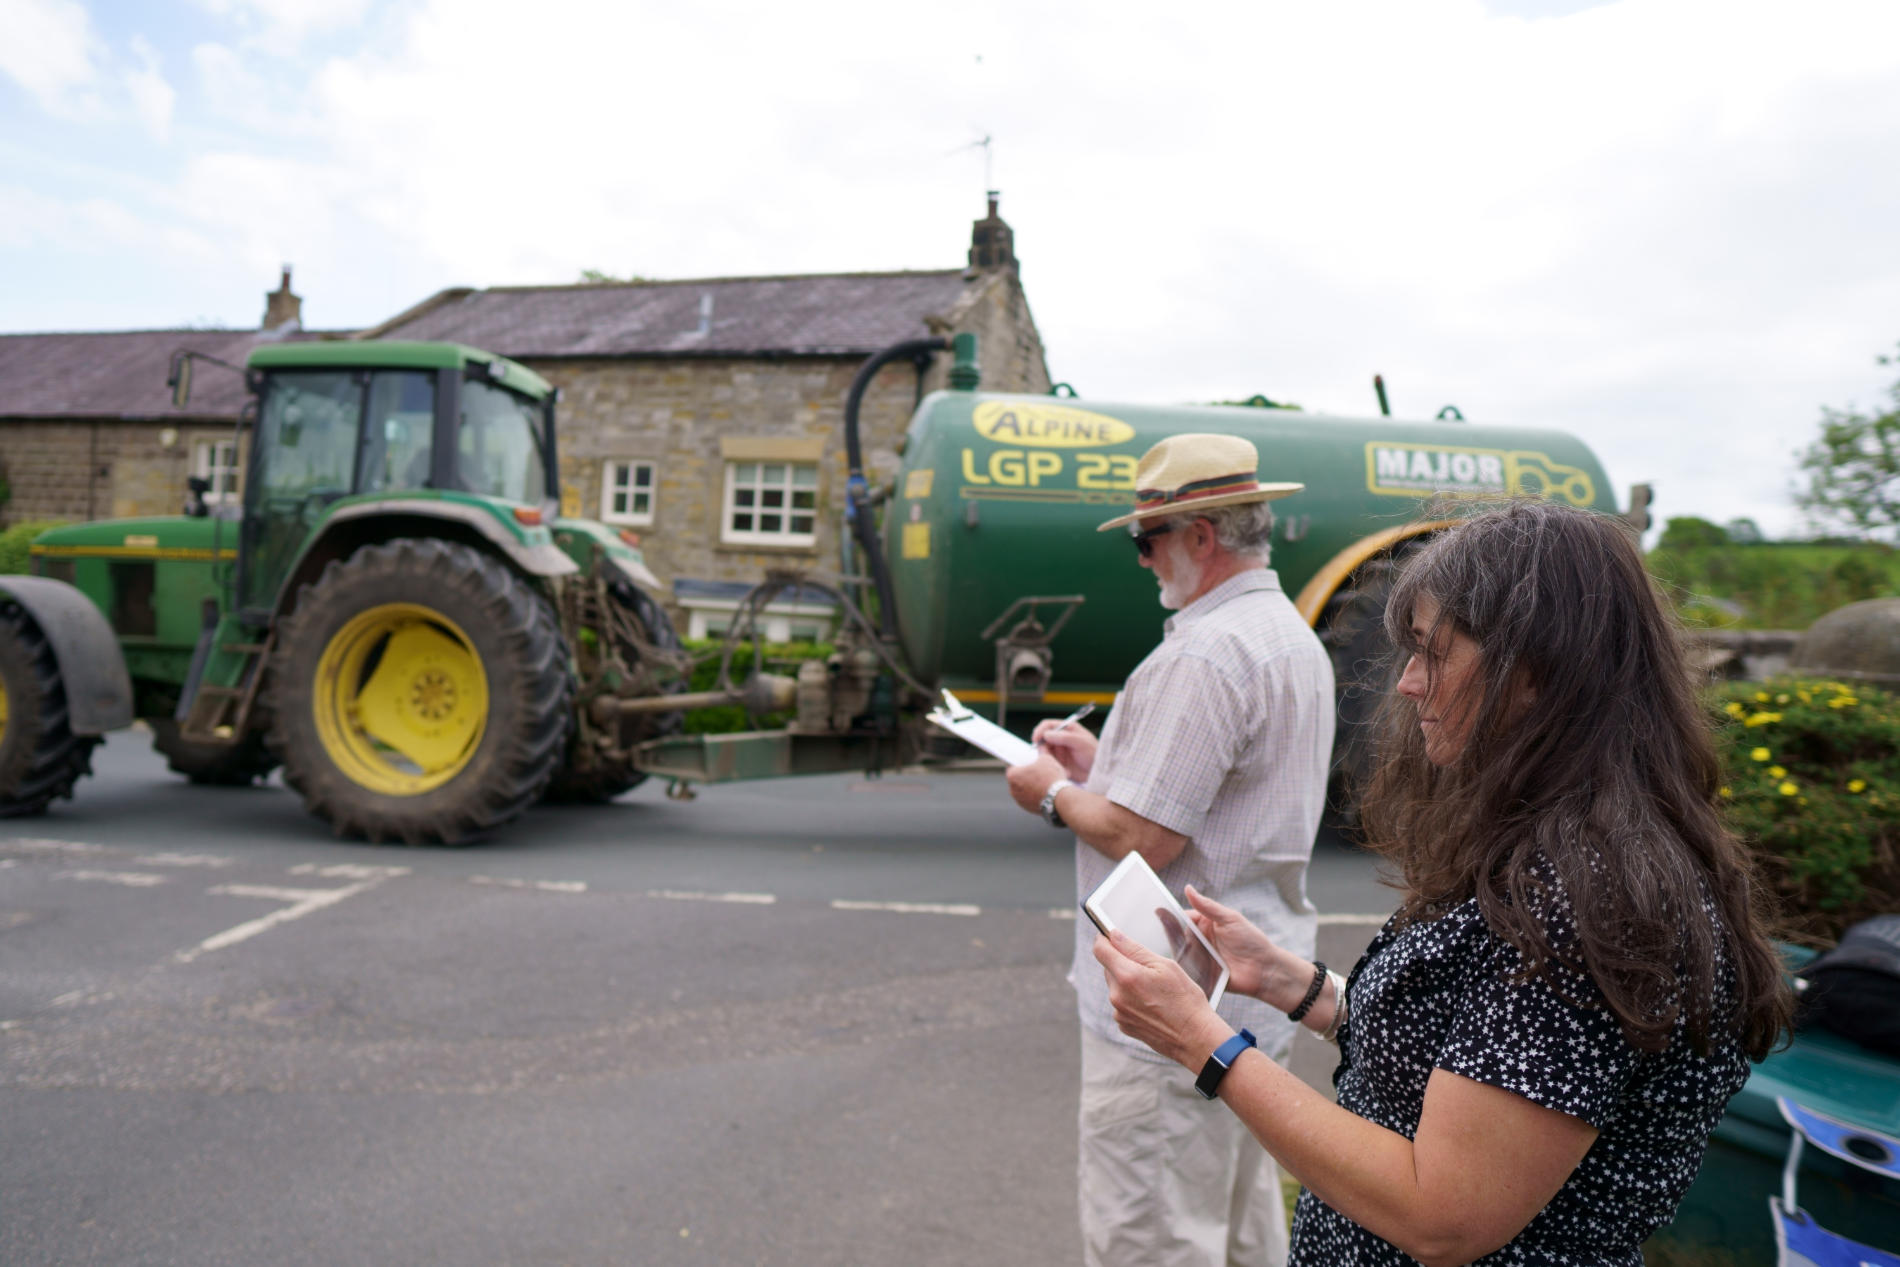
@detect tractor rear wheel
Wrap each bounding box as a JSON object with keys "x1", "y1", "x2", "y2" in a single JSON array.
[
  {"x1": 267, "y1": 539, "x2": 572, "y2": 844},
  {"x1": 543, "y1": 573, "x2": 685, "y2": 803},
  {"x1": 150, "y1": 718, "x2": 278, "y2": 786},
  {"x1": 1317, "y1": 544, "x2": 1420, "y2": 828},
  {"x1": 0, "y1": 600, "x2": 99, "y2": 818}
]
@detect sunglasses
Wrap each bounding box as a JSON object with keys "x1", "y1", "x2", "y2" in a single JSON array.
[{"x1": 1131, "y1": 521, "x2": 1176, "y2": 558}]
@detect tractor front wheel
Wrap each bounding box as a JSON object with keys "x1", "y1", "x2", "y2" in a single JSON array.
[
  {"x1": 267, "y1": 539, "x2": 572, "y2": 844},
  {"x1": 0, "y1": 600, "x2": 99, "y2": 817}
]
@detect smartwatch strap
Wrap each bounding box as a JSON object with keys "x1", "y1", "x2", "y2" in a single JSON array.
[{"x1": 1195, "y1": 1027, "x2": 1257, "y2": 1100}]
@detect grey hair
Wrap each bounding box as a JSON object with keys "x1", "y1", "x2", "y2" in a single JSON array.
[{"x1": 1197, "y1": 501, "x2": 1276, "y2": 562}]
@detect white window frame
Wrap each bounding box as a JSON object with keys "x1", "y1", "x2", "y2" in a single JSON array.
[
  {"x1": 600, "y1": 459, "x2": 656, "y2": 526},
  {"x1": 721, "y1": 460, "x2": 818, "y2": 547},
  {"x1": 192, "y1": 437, "x2": 241, "y2": 505},
  {"x1": 678, "y1": 597, "x2": 836, "y2": 643}
]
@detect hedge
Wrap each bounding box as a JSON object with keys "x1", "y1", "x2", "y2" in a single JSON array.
[
  {"x1": 1710, "y1": 677, "x2": 1900, "y2": 943},
  {"x1": 676, "y1": 638, "x2": 833, "y2": 734},
  {"x1": 0, "y1": 521, "x2": 66, "y2": 575}
]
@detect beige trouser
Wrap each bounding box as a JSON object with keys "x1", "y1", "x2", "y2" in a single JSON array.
[{"x1": 1079, "y1": 1026, "x2": 1289, "y2": 1267}]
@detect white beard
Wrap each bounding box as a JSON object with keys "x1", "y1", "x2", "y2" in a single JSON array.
[{"x1": 1157, "y1": 547, "x2": 1203, "y2": 610}]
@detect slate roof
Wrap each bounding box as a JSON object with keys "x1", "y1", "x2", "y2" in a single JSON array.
[
  {"x1": 369, "y1": 270, "x2": 973, "y2": 359},
  {"x1": 0, "y1": 327, "x2": 314, "y2": 421}
]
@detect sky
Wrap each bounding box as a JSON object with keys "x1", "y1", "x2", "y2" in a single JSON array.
[{"x1": 3, "y1": 0, "x2": 1898, "y2": 540}]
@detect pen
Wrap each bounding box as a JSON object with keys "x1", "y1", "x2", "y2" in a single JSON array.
[{"x1": 1040, "y1": 702, "x2": 1095, "y2": 744}]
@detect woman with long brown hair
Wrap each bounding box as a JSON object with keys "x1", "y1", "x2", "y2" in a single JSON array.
[{"x1": 1093, "y1": 500, "x2": 1791, "y2": 1266}]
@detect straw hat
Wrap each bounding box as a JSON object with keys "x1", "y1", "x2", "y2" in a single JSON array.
[{"x1": 1096, "y1": 433, "x2": 1303, "y2": 531}]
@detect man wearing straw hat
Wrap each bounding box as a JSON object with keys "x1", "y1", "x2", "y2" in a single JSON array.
[{"x1": 1006, "y1": 433, "x2": 1334, "y2": 1267}]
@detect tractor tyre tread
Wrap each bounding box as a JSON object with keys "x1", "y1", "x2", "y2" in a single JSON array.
[
  {"x1": 266, "y1": 538, "x2": 572, "y2": 845},
  {"x1": 0, "y1": 601, "x2": 99, "y2": 818}
]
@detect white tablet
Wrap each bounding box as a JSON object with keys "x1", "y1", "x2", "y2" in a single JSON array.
[{"x1": 1083, "y1": 851, "x2": 1229, "y2": 1008}]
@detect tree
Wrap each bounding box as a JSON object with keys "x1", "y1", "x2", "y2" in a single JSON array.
[
  {"x1": 577, "y1": 268, "x2": 651, "y2": 284},
  {"x1": 1658, "y1": 516, "x2": 1729, "y2": 551},
  {"x1": 1796, "y1": 345, "x2": 1900, "y2": 539},
  {"x1": 1724, "y1": 517, "x2": 1764, "y2": 545}
]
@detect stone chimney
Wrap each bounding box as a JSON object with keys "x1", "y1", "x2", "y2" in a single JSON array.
[
  {"x1": 967, "y1": 192, "x2": 1018, "y2": 274},
  {"x1": 263, "y1": 265, "x2": 302, "y2": 331}
]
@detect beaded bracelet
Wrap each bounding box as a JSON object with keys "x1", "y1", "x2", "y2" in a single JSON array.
[{"x1": 1286, "y1": 960, "x2": 1328, "y2": 1023}]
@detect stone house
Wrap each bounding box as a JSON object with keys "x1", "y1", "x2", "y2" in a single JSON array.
[
  {"x1": 0, "y1": 272, "x2": 311, "y2": 526},
  {"x1": 360, "y1": 199, "x2": 1049, "y2": 637},
  {"x1": 0, "y1": 203, "x2": 1049, "y2": 638}
]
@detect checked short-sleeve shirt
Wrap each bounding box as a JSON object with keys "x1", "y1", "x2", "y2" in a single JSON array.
[{"x1": 1071, "y1": 568, "x2": 1335, "y2": 1063}]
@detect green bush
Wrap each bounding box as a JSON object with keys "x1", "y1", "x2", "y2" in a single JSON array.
[
  {"x1": 1649, "y1": 542, "x2": 1900, "y2": 630},
  {"x1": 1711, "y1": 677, "x2": 1900, "y2": 943},
  {"x1": 677, "y1": 638, "x2": 833, "y2": 734},
  {"x1": 0, "y1": 520, "x2": 66, "y2": 574}
]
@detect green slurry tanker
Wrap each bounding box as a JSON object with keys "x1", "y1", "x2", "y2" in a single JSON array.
[{"x1": 0, "y1": 333, "x2": 1640, "y2": 842}]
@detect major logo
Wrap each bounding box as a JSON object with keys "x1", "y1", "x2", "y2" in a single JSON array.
[{"x1": 1365, "y1": 443, "x2": 1595, "y2": 507}]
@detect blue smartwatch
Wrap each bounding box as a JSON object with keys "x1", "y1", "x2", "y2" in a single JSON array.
[{"x1": 1194, "y1": 1028, "x2": 1256, "y2": 1100}]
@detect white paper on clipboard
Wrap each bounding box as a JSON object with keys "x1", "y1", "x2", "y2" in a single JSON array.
[{"x1": 926, "y1": 690, "x2": 1041, "y2": 766}]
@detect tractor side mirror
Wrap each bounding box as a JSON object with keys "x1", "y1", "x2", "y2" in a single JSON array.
[
  {"x1": 185, "y1": 476, "x2": 211, "y2": 518},
  {"x1": 167, "y1": 352, "x2": 193, "y2": 409}
]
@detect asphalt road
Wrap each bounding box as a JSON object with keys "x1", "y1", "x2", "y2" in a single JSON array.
[{"x1": 1, "y1": 730, "x2": 1395, "y2": 1266}]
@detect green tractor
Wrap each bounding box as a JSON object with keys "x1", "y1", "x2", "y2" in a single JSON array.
[{"x1": 0, "y1": 341, "x2": 690, "y2": 843}]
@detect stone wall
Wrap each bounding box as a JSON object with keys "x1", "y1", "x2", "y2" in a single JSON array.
[
  {"x1": 539, "y1": 355, "x2": 921, "y2": 591},
  {"x1": 0, "y1": 420, "x2": 238, "y2": 526}
]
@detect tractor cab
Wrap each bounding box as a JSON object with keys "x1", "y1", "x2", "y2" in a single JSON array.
[{"x1": 234, "y1": 343, "x2": 559, "y2": 614}]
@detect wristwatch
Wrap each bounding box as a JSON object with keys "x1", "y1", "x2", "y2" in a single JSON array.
[
  {"x1": 1039, "y1": 778, "x2": 1076, "y2": 828},
  {"x1": 1195, "y1": 1028, "x2": 1256, "y2": 1100}
]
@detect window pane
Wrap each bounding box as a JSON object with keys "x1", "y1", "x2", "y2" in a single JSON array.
[
  {"x1": 791, "y1": 514, "x2": 814, "y2": 533},
  {"x1": 792, "y1": 465, "x2": 817, "y2": 488},
  {"x1": 612, "y1": 490, "x2": 629, "y2": 515},
  {"x1": 735, "y1": 488, "x2": 754, "y2": 507},
  {"x1": 762, "y1": 463, "x2": 785, "y2": 483},
  {"x1": 791, "y1": 490, "x2": 815, "y2": 510},
  {"x1": 761, "y1": 514, "x2": 782, "y2": 532},
  {"x1": 633, "y1": 465, "x2": 652, "y2": 489},
  {"x1": 761, "y1": 489, "x2": 783, "y2": 508},
  {"x1": 735, "y1": 463, "x2": 757, "y2": 483},
  {"x1": 733, "y1": 513, "x2": 753, "y2": 531},
  {"x1": 632, "y1": 491, "x2": 650, "y2": 514}
]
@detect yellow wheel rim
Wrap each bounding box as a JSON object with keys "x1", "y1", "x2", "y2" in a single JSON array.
[{"x1": 312, "y1": 603, "x2": 488, "y2": 796}]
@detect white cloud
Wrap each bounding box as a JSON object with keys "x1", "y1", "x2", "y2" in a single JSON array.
[
  {"x1": 8, "y1": 0, "x2": 1900, "y2": 536},
  {"x1": 124, "y1": 36, "x2": 174, "y2": 140},
  {"x1": 0, "y1": 0, "x2": 105, "y2": 115}
]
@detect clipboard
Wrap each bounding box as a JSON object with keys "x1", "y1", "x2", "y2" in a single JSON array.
[{"x1": 925, "y1": 690, "x2": 1041, "y2": 766}]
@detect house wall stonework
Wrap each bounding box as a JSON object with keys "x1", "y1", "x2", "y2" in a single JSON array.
[
  {"x1": 1, "y1": 420, "x2": 236, "y2": 526},
  {"x1": 538, "y1": 356, "x2": 920, "y2": 591}
]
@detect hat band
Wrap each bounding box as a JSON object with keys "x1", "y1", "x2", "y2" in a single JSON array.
[{"x1": 1133, "y1": 471, "x2": 1260, "y2": 513}]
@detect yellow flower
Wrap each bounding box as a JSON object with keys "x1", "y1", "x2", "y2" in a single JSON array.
[
  {"x1": 1850, "y1": 780, "x2": 1868, "y2": 793},
  {"x1": 1775, "y1": 693, "x2": 1791, "y2": 704},
  {"x1": 1751, "y1": 747, "x2": 1772, "y2": 762},
  {"x1": 1718, "y1": 786, "x2": 1733, "y2": 799},
  {"x1": 1744, "y1": 712, "x2": 1782, "y2": 727},
  {"x1": 1769, "y1": 765, "x2": 1787, "y2": 778},
  {"x1": 1755, "y1": 691, "x2": 1770, "y2": 702},
  {"x1": 1830, "y1": 696, "x2": 1860, "y2": 709},
  {"x1": 1798, "y1": 690, "x2": 1813, "y2": 704},
  {"x1": 1779, "y1": 781, "x2": 1799, "y2": 796},
  {"x1": 1724, "y1": 701, "x2": 1747, "y2": 718}
]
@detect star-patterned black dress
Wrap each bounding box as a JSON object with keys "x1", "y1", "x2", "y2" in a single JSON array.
[{"x1": 1287, "y1": 887, "x2": 1752, "y2": 1266}]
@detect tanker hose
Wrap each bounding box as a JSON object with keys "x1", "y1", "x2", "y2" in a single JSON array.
[{"x1": 842, "y1": 336, "x2": 948, "y2": 638}]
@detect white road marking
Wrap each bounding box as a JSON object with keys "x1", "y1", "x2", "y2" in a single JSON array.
[
  {"x1": 1049, "y1": 908, "x2": 1077, "y2": 920},
  {"x1": 288, "y1": 863, "x2": 411, "y2": 880},
  {"x1": 470, "y1": 876, "x2": 588, "y2": 894},
  {"x1": 4, "y1": 837, "x2": 118, "y2": 855},
  {"x1": 0, "y1": 858, "x2": 16, "y2": 869},
  {"x1": 648, "y1": 889, "x2": 776, "y2": 905},
  {"x1": 1319, "y1": 913, "x2": 1393, "y2": 926},
  {"x1": 135, "y1": 852, "x2": 235, "y2": 869},
  {"x1": 831, "y1": 899, "x2": 981, "y2": 917},
  {"x1": 56, "y1": 869, "x2": 167, "y2": 888},
  {"x1": 176, "y1": 867, "x2": 407, "y2": 963}
]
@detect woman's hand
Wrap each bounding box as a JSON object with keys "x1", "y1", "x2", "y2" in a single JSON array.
[
  {"x1": 1184, "y1": 885, "x2": 1305, "y2": 1011},
  {"x1": 1092, "y1": 930, "x2": 1234, "y2": 1069},
  {"x1": 1030, "y1": 719, "x2": 1097, "y2": 782}
]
